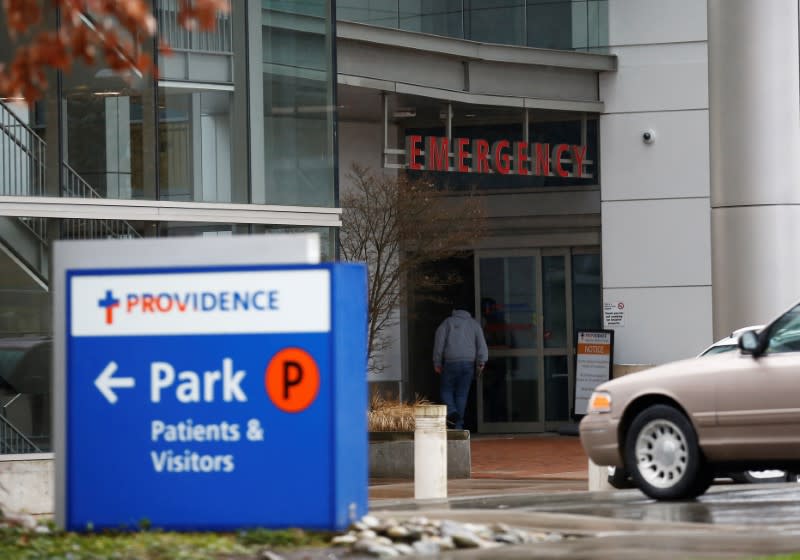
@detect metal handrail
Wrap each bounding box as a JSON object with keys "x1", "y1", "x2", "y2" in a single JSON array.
[
  {"x1": 1, "y1": 393, "x2": 22, "y2": 417},
  {"x1": 0, "y1": 102, "x2": 46, "y2": 197},
  {"x1": 1, "y1": 99, "x2": 141, "y2": 262},
  {"x1": 0, "y1": 411, "x2": 41, "y2": 455},
  {"x1": 62, "y1": 164, "x2": 142, "y2": 239}
]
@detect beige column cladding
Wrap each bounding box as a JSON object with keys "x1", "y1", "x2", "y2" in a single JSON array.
[{"x1": 708, "y1": 0, "x2": 800, "y2": 336}]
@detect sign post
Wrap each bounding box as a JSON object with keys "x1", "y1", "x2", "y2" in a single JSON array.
[
  {"x1": 53, "y1": 235, "x2": 368, "y2": 531},
  {"x1": 574, "y1": 330, "x2": 614, "y2": 416}
]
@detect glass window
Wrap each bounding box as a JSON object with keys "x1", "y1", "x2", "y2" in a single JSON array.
[
  {"x1": 542, "y1": 255, "x2": 567, "y2": 348},
  {"x1": 399, "y1": 0, "x2": 463, "y2": 38},
  {"x1": 544, "y1": 355, "x2": 569, "y2": 421},
  {"x1": 335, "y1": 0, "x2": 608, "y2": 50},
  {"x1": 60, "y1": 6, "x2": 157, "y2": 202},
  {"x1": 158, "y1": 90, "x2": 238, "y2": 203},
  {"x1": 766, "y1": 305, "x2": 800, "y2": 354},
  {"x1": 480, "y1": 256, "x2": 537, "y2": 350},
  {"x1": 482, "y1": 356, "x2": 538, "y2": 422},
  {"x1": 262, "y1": 1, "x2": 336, "y2": 207},
  {"x1": 526, "y1": 0, "x2": 573, "y2": 50},
  {"x1": 587, "y1": 0, "x2": 608, "y2": 50},
  {"x1": 337, "y1": 0, "x2": 398, "y2": 27},
  {"x1": 62, "y1": 80, "x2": 156, "y2": 200},
  {"x1": 0, "y1": 216, "x2": 52, "y2": 453},
  {"x1": 464, "y1": 0, "x2": 525, "y2": 45}
]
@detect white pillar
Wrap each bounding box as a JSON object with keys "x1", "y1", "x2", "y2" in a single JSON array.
[
  {"x1": 708, "y1": 0, "x2": 800, "y2": 336},
  {"x1": 588, "y1": 460, "x2": 613, "y2": 491},
  {"x1": 414, "y1": 404, "x2": 447, "y2": 500}
]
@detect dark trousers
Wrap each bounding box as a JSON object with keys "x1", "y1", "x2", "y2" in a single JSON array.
[{"x1": 440, "y1": 361, "x2": 474, "y2": 429}]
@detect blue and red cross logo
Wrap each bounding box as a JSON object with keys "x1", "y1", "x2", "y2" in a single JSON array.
[{"x1": 98, "y1": 290, "x2": 120, "y2": 325}]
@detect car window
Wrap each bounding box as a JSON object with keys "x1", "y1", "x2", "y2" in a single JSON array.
[{"x1": 765, "y1": 305, "x2": 800, "y2": 354}]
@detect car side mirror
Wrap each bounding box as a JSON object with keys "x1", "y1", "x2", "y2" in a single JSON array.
[{"x1": 739, "y1": 330, "x2": 761, "y2": 356}]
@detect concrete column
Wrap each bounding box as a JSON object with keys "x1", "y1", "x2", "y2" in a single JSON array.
[
  {"x1": 414, "y1": 404, "x2": 447, "y2": 500},
  {"x1": 708, "y1": 0, "x2": 800, "y2": 336}
]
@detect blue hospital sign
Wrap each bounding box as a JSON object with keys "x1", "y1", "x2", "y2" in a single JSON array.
[{"x1": 60, "y1": 262, "x2": 368, "y2": 531}]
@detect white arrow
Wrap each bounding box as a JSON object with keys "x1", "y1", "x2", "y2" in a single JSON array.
[{"x1": 94, "y1": 361, "x2": 135, "y2": 404}]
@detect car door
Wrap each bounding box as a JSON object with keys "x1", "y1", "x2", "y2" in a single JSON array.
[{"x1": 713, "y1": 305, "x2": 800, "y2": 461}]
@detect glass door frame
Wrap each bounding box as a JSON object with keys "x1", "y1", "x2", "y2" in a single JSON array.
[{"x1": 474, "y1": 247, "x2": 577, "y2": 434}]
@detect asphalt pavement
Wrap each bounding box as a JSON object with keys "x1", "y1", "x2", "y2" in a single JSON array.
[{"x1": 362, "y1": 435, "x2": 800, "y2": 559}]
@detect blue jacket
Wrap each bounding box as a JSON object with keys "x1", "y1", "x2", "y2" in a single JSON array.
[{"x1": 433, "y1": 310, "x2": 489, "y2": 368}]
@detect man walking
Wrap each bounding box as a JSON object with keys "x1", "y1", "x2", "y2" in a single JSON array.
[{"x1": 433, "y1": 306, "x2": 489, "y2": 430}]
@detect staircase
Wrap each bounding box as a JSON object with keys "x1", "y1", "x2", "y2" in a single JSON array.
[
  {"x1": 0, "y1": 413, "x2": 40, "y2": 454},
  {"x1": 0, "y1": 100, "x2": 142, "y2": 454},
  {"x1": 0, "y1": 100, "x2": 141, "y2": 280}
]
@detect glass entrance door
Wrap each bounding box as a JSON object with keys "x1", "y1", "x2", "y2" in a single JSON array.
[
  {"x1": 478, "y1": 254, "x2": 541, "y2": 431},
  {"x1": 476, "y1": 248, "x2": 586, "y2": 433}
]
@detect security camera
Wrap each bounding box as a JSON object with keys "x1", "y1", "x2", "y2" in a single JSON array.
[{"x1": 642, "y1": 130, "x2": 655, "y2": 144}]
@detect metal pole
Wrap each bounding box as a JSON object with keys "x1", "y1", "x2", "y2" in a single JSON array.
[
  {"x1": 383, "y1": 92, "x2": 388, "y2": 168},
  {"x1": 523, "y1": 108, "x2": 529, "y2": 144},
  {"x1": 446, "y1": 103, "x2": 453, "y2": 171},
  {"x1": 581, "y1": 112, "x2": 588, "y2": 146}
]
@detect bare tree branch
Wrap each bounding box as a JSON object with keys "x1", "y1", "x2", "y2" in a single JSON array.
[{"x1": 340, "y1": 164, "x2": 486, "y2": 374}]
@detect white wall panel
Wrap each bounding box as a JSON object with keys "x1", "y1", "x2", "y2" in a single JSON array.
[
  {"x1": 602, "y1": 198, "x2": 711, "y2": 288},
  {"x1": 601, "y1": 110, "x2": 709, "y2": 201},
  {"x1": 338, "y1": 120, "x2": 387, "y2": 184},
  {"x1": 600, "y1": 1, "x2": 712, "y2": 367},
  {"x1": 469, "y1": 62, "x2": 597, "y2": 101},
  {"x1": 608, "y1": 0, "x2": 707, "y2": 46},
  {"x1": 601, "y1": 43, "x2": 708, "y2": 113},
  {"x1": 603, "y1": 286, "x2": 712, "y2": 364}
]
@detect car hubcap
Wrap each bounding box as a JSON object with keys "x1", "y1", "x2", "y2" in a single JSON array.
[{"x1": 635, "y1": 419, "x2": 689, "y2": 489}]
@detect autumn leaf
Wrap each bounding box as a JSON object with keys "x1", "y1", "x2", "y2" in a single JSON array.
[{"x1": 0, "y1": 0, "x2": 230, "y2": 101}]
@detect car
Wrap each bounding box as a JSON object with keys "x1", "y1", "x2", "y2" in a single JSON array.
[
  {"x1": 582, "y1": 301, "x2": 800, "y2": 500},
  {"x1": 605, "y1": 324, "x2": 793, "y2": 488}
]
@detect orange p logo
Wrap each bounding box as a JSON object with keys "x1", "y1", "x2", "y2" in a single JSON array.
[{"x1": 265, "y1": 348, "x2": 320, "y2": 413}]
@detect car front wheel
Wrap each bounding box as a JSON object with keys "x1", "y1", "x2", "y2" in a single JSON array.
[{"x1": 624, "y1": 404, "x2": 711, "y2": 500}]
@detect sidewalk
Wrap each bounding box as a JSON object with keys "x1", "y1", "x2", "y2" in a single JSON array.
[
  {"x1": 369, "y1": 434, "x2": 590, "y2": 501},
  {"x1": 470, "y1": 434, "x2": 588, "y2": 480}
]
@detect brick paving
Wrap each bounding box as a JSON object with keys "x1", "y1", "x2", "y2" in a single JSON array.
[
  {"x1": 369, "y1": 434, "x2": 590, "y2": 501},
  {"x1": 470, "y1": 434, "x2": 588, "y2": 479}
]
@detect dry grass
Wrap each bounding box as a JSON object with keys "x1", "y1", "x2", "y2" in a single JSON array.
[{"x1": 368, "y1": 394, "x2": 431, "y2": 432}]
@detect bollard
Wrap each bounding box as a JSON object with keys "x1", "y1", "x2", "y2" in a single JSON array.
[
  {"x1": 414, "y1": 404, "x2": 447, "y2": 500},
  {"x1": 588, "y1": 459, "x2": 614, "y2": 491}
]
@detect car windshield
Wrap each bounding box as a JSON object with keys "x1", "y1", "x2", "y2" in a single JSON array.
[
  {"x1": 700, "y1": 344, "x2": 737, "y2": 356},
  {"x1": 765, "y1": 304, "x2": 800, "y2": 354}
]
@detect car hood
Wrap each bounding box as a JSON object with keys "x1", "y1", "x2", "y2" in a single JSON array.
[{"x1": 595, "y1": 351, "x2": 741, "y2": 394}]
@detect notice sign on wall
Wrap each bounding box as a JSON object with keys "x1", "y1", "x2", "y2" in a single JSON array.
[
  {"x1": 574, "y1": 330, "x2": 614, "y2": 416},
  {"x1": 603, "y1": 301, "x2": 625, "y2": 328}
]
